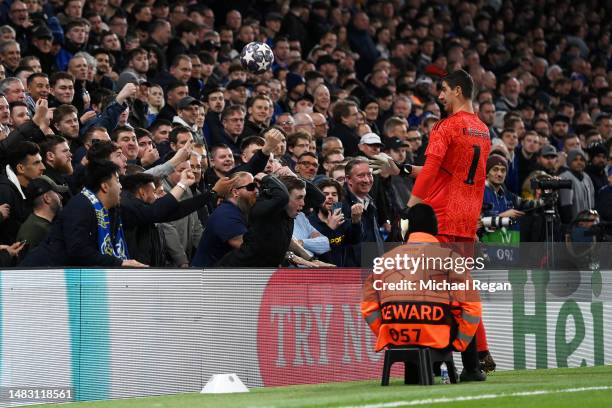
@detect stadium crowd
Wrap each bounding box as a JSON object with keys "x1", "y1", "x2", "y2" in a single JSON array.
[{"x1": 0, "y1": 0, "x2": 611, "y2": 267}]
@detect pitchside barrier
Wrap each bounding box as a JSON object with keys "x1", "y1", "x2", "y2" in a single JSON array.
[{"x1": 0, "y1": 267, "x2": 610, "y2": 406}]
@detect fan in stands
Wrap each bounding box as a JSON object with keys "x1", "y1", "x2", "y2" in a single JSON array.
[{"x1": 240, "y1": 41, "x2": 275, "y2": 74}]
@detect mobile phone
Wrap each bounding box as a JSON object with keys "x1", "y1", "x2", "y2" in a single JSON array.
[{"x1": 331, "y1": 202, "x2": 343, "y2": 213}]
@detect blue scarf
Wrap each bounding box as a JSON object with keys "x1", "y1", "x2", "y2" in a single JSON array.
[{"x1": 82, "y1": 188, "x2": 129, "y2": 260}]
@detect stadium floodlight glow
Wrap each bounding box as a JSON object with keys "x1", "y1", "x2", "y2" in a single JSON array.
[{"x1": 201, "y1": 374, "x2": 250, "y2": 394}]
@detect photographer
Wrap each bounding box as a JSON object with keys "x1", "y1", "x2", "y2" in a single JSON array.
[{"x1": 480, "y1": 155, "x2": 524, "y2": 245}]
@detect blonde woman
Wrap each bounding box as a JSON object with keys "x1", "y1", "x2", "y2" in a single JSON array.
[{"x1": 147, "y1": 84, "x2": 164, "y2": 125}]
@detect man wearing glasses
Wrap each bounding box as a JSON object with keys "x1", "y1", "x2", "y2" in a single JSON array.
[
  {"x1": 7, "y1": 0, "x2": 30, "y2": 53},
  {"x1": 295, "y1": 152, "x2": 318, "y2": 181},
  {"x1": 405, "y1": 127, "x2": 423, "y2": 161}
]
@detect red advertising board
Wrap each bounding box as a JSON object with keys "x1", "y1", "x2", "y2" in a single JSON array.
[{"x1": 257, "y1": 268, "x2": 402, "y2": 386}]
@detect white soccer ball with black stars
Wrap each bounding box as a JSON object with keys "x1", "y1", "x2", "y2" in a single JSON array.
[{"x1": 240, "y1": 41, "x2": 274, "y2": 74}]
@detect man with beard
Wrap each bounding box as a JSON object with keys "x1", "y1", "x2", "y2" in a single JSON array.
[
  {"x1": 585, "y1": 143, "x2": 608, "y2": 199},
  {"x1": 549, "y1": 114, "x2": 570, "y2": 151},
  {"x1": 216, "y1": 175, "x2": 301, "y2": 267},
  {"x1": 191, "y1": 171, "x2": 257, "y2": 267},
  {"x1": 478, "y1": 101, "x2": 498, "y2": 140},
  {"x1": 558, "y1": 149, "x2": 595, "y2": 225},
  {"x1": 9, "y1": 101, "x2": 30, "y2": 129},
  {"x1": 17, "y1": 175, "x2": 66, "y2": 251},
  {"x1": 40, "y1": 136, "x2": 73, "y2": 204},
  {"x1": 535, "y1": 144, "x2": 559, "y2": 175},
  {"x1": 20, "y1": 160, "x2": 146, "y2": 267},
  {"x1": 51, "y1": 105, "x2": 80, "y2": 149},
  {"x1": 516, "y1": 130, "x2": 541, "y2": 189}
]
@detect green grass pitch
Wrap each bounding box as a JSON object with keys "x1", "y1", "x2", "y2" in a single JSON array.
[{"x1": 37, "y1": 365, "x2": 612, "y2": 408}]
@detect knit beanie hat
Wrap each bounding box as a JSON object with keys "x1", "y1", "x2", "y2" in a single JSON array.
[
  {"x1": 486, "y1": 154, "x2": 508, "y2": 173},
  {"x1": 567, "y1": 149, "x2": 587, "y2": 165}
]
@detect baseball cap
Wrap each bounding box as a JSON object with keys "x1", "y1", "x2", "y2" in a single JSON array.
[
  {"x1": 26, "y1": 176, "x2": 68, "y2": 200},
  {"x1": 384, "y1": 137, "x2": 408, "y2": 150},
  {"x1": 540, "y1": 145, "x2": 558, "y2": 157},
  {"x1": 32, "y1": 25, "x2": 54, "y2": 40},
  {"x1": 415, "y1": 76, "x2": 433, "y2": 86},
  {"x1": 265, "y1": 12, "x2": 283, "y2": 22},
  {"x1": 422, "y1": 111, "x2": 440, "y2": 122},
  {"x1": 359, "y1": 133, "x2": 383, "y2": 146},
  {"x1": 226, "y1": 79, "x2": 247, "y2": 90},
  {"x1": 176, "y1": 96, "x2": 202, "y2": 110}
]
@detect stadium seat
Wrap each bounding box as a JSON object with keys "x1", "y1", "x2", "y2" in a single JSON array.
[
  {"x1": 381, "y1": 347, "x2": 432, "y2": 385},
  {"x1": 381, "y1": 347, "x2": 457, "y2": 385}
]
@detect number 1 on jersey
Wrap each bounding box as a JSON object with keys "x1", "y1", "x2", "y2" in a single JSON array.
[{"x1": 464, "y1": 145, "x2": 481, "y2": 185}]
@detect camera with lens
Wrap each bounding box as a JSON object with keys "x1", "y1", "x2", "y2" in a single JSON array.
[
  {"x1": 530, "y1": 178, "x2": 573, "y2": 191},
  {"x1": 481, "y1": 215, "x2": 515, "y2": 229},
  {"x1": 529, "y1": 177, "x2": 572, "y2": 212}
]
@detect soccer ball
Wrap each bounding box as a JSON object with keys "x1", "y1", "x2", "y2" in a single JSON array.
[{"x1": 240, "y1": 41, "x2": 274, "y2": 74}]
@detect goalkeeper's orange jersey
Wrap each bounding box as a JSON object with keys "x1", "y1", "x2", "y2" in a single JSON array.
[{"x1": 412, "y1": 111, "x2": 491, "y2": 238}]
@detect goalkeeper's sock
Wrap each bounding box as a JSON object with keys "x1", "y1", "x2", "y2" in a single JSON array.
[{"x1": 475, "y1": 319, "x2": 489, "y2": 352}]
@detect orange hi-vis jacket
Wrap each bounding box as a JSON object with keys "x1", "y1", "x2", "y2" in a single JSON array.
[{"x1": 361, "y1": 232, "x2": 482, "y2": 352}]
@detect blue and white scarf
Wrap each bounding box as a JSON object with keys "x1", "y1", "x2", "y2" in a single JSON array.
[{"x1": 82, "y1": 188, "x2": 129, "y2": 260}]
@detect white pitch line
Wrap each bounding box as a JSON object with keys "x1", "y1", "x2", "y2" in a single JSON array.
[{"x1": 339, "y1": 385, "x2": 612, "y2": 408}]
